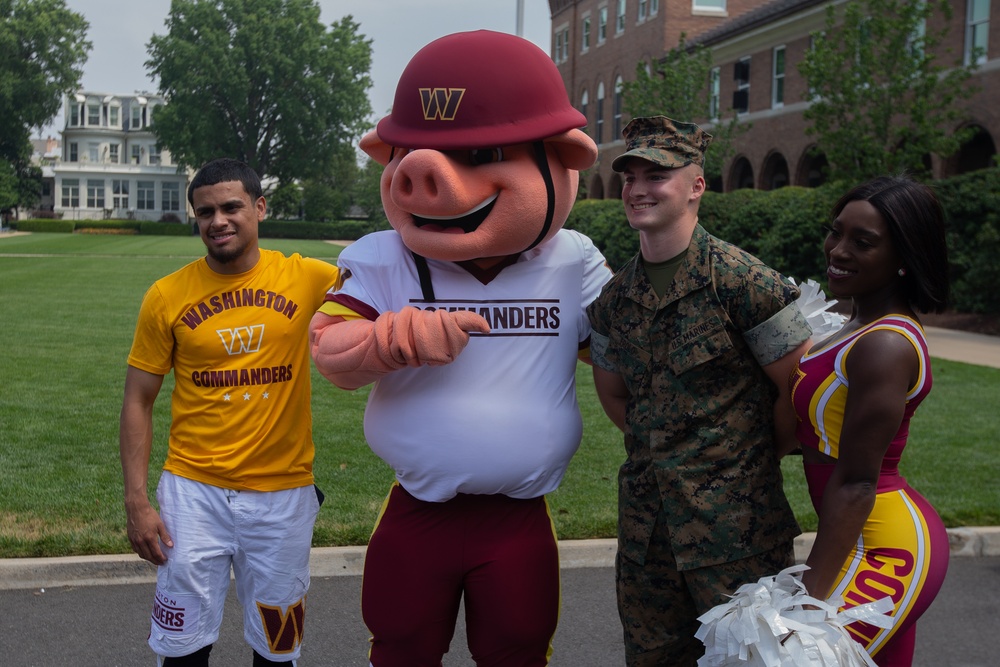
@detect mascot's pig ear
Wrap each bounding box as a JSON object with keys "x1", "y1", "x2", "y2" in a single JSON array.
[
  {"x1": 544, "y1": 129, "x2": 599, "y2": 171},
  {"x1": 360, "y1": 129, "x2": 394, "y2": 167}
]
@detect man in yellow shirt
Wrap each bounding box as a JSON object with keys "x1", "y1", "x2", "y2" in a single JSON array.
[{"x1": 119, "y1": 158, "x2": 339, "y2": 666}]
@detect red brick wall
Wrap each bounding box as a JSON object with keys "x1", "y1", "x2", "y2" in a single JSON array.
[{"x1": 550, "y1": 0, "x2": 999, "y2": 197}]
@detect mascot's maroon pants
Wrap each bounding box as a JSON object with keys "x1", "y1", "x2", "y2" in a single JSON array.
[{"x1": 362, "y1": 484, "x2": 560, "y2": 667}]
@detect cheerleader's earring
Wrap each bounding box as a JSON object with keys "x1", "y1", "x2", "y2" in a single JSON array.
[{"x1": 898, "y1": 268, "x2": 906, "y2": 277}]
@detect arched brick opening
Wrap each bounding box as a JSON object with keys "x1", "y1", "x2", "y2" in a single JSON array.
[
  {"x1": 608, "y1": 172, "x2": 623, "y2": 200},
  {"x1": 942, "y1": 125, "x2": 997, "y2": 177},
  {"x1": 588, "y1": 172, "x2": 605, "y2": 200},
  {"x1": 760, "y1": 151, "x2": 790, "y2": 191},
  {"x1": 795, "y1": 148, "x2": 828, "y2": 188},
  {"x1": 728, "y1": 156, "x2": 755, "y2": 191}
]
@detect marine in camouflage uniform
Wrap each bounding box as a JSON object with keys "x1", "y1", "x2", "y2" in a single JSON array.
[{"x1": 587, "y1": 116, "x2": 812, "y2": 666}]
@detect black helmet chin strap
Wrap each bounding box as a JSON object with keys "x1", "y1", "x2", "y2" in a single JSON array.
[{"x1": 526, "y1": 140, "x2": 556, "y2": 252}]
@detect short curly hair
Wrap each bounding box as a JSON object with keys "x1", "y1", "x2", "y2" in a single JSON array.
[{"x1": 187, "y1": 158, "x2": 263, "y2": 207}]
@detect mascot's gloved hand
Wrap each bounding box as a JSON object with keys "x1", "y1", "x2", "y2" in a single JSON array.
[
  {"x1": 310, "y1": 306, "x2": 490, "y2": 390},
  {"x1": 378, "y1": 306, "x2": 490, "y2": 368}
]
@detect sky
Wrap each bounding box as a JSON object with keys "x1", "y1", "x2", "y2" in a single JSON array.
[{"x1": 38, "y1": 0, "x2": 552, "y2": 138}]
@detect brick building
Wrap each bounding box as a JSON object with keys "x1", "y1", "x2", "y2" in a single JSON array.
[
  {"x1": 549, "y1": 0, "x2": 999, "y2": 196},
  {"x1": 548, "y1": 0, "x2": 774, "y2": 197}
]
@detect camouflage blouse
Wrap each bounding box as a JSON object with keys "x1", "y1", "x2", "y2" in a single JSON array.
[{"x1": 588, "y1": 224, "x2": 809, "y2": 570}]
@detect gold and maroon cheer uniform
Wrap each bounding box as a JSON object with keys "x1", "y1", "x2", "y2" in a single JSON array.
[{"x1": 791, "y1": 315, "x2": 949, "y2": 666}]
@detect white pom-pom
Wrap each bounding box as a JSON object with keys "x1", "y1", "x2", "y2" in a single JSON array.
[
  {"x1": 695, "y1": 565, "x2": 894, "y2": 667},
  {"x1": 790, "y1": 278, "x2": 846, "y2": 340}
]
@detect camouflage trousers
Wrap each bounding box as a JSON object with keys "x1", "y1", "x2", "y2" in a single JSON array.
[{"x1": 616, "y1": 525, "x2": 794, "y2": 667}]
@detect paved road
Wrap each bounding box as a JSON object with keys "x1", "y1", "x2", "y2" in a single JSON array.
[{"x1": 2, "y1": 556, "x2": 997, "y2": 666}]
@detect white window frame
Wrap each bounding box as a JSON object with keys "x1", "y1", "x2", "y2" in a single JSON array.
[
  {"x1": 137, "y1": 181, "x2": 156, "y2": 210},
  {"x1": 735, "y1": 56, "x2": 751, "y2": 116},
  {"x1": 966, "y1": 0, "x2": 990, "y2": 65},
  {"x1": 598, "y1": 6, "x2": 608, "y2": 44},
  {"x1": 87, "y1": 179, "x2": 105, "y2": 209},
  {"x1": 596, "y1": 81, "x2": 606, "y2": 143},
  {"x1": 709, "y1": 66, "x2": 721, "y2": 121},
  {"x1": 162, "y1": 182, "x2": 181, "y2": 212},
  {"x1": 61, "y1": 179, "x2": 80, "y2": 208},
  {"x1": 613, "y1": 76, "x2": 624, "y2": 138},
  {"x1": 772, "y1": 45, "x2": 786, "y2": 109},
  {"x1": 582, "y1": 15, "x2": 591, "y2": 53},
  {"x1": 112, "y1": 180, "x2": 129, "y2": 209},
  {"x1": 693, "y1": 0, "x2": 726, "y2": 12},
  {"x1": 616, "y1": 0, "x2": 627, "y2": 34}
]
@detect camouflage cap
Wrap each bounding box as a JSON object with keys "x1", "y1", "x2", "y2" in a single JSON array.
[{"x1": 611, "y1": 116, "x2": 713, "y2": 172}]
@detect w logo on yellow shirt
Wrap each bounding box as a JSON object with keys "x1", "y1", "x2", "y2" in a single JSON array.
[
  {"x1": 420, "y1": 88, "x2": 465, "y2": 120},
  {"x1": 217, "y1": 324, "x2": 265, "y2": 355}
]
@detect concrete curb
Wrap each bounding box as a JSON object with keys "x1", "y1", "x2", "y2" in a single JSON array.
[{"x1": 2, "y1": 529, "x2": 998, "y2": 592}]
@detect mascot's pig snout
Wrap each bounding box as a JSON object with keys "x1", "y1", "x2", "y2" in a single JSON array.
[{"x1": 385, "y1": 149, "x2": 475, "y2": 211}]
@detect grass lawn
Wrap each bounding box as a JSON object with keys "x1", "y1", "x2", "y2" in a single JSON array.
[{"x1": 1, "y1": 233, "x2": 997, "y2": 558}]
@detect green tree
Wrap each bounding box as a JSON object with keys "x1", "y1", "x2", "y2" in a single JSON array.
[
  {"x1": 299, "y1": 143, "x2": 359, "y2": 221},
  {"x1": 0, "y1": 0, "x2": 89, "y2": 208},
  {"x1": 146, "y1": 0, "x2": 374, "y2": 184},
  {"x1": 799, "y1": 0, "x2": 978, "y2": 183},
  {"x1": 0, "y1": 160, "x2": 18, "y2": 214},
  {"x1": 620, "y1": 36, "x2": 744, "y2": 188},
  {"x1": 0, "y1": 152, "x2": 43, "y2": 218},
  {"x1": 353, "y1": 156, "x2": 388, "y2": 230},
  {"x1": 267, "y1": 181, "x2": 303, "y2": 220}
]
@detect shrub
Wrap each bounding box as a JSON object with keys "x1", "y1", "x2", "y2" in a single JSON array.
[
  {"x1": 74, "y1": 220, "x2": 142, "y2": 233},
  {"x1": 259, "y1": 219, "x2": 371, "y2": 241},
  {"x1": 564, "y1": 199, "x2": 637, "y2": 272},
  {"x1": 564, "y1": 166, "x2": 1000, "y2": 312},
  {"x1": 933, "y1": 168, "x2": 1000, "y2": 314},
  {"x1": 14, "y1": 219, "x2": 75, "y2": 233}
]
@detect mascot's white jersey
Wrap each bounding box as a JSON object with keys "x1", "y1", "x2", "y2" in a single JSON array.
[{"x1": 329, "y1": 229, "x2": 612, "y2": 502}]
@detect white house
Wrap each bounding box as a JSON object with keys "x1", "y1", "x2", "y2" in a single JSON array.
[{"x1": 54, "y1": 91, "x2": 191, "y2": 222}]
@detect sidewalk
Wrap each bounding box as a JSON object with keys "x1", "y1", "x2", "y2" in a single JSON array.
[
  {"x1": 3, "y1": 528, "x2": 1000, "y2": 591},
  {"x1": 924, "y1": 326, "x2": 1000, "y2": 369}
]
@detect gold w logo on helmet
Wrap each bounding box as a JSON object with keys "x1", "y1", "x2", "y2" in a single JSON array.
[{"x1": 419, "y1": 88, "x2": 465, "y2": 121}]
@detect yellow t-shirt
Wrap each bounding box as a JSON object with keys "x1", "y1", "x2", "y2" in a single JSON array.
[{"x1": 127, "y1": 249, "x2": 338, "y2": 491}]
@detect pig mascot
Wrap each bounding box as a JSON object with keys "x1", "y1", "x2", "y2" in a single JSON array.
[{"x1": 309, "y1": 30, "x2": 611, "y2": 666}]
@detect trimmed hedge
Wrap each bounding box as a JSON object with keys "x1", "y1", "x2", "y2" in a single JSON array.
[
  {"x1": 932, "y1": 169, "x2": 1000, "y2": 314},
  {"x1": 563, "y1": 199, "x2": 638, "y2": 272},
  {"x1": 258, "y1": 219, "x2": 373, "y2": 240},
  {"x1": 565, "y1": 169, "x2": 999, "y2": 314},
  {"x1": 12, "y1": 219, "x2": 76, "y2": 233},
  {"x1": 9, "y1": 218, "x2": 374, "y2": 240}
]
